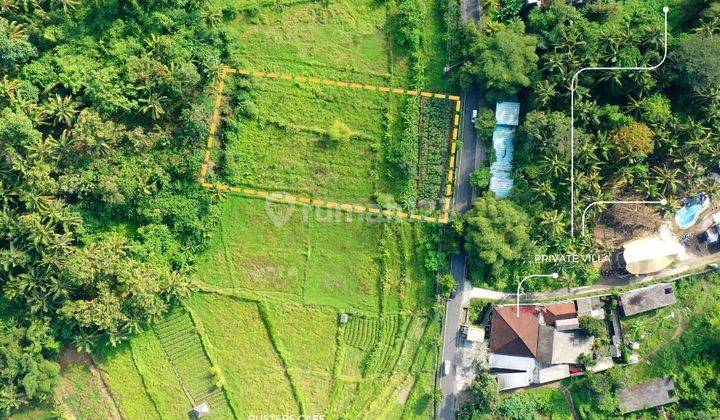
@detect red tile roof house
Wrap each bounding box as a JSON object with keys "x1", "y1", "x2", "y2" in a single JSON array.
[{"x1": 488, "y1": 302, "x2": 604, "y2": 390}]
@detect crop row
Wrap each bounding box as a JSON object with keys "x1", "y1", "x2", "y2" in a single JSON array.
[
  {"x1": 344, "y1": 316, "x2": 379, "y2": 350},
  {"x1": 364, "y1": 315, "x2": 406, "y2": 375},
  {"x1": 154, "y1": 307, "x2": 234, "y2": 418}
]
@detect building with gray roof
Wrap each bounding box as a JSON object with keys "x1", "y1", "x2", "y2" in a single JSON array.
[
  {"x1": 618, "y1": 377, "x2": 677, "y2": 414},
  {"x1": 620, "y1": 283, "x2": 677, "y2": 317}
]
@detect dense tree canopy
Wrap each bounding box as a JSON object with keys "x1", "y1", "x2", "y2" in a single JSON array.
[
  {"x1": 464, "y1": 194, "x2": 535, "y2": 278},
  {"x1": 458, "y1": 20, "x2": 538, "y2": 99},
  {"x1": 0, "y1": 0, "x2": 229, "y2": 411}
]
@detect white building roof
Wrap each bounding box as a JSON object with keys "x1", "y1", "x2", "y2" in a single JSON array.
[
  {"x1": 534, "y1": 364, "x2": 570, "y2": 384},
  {"x1": 496, "y1": 372, "x2": 531, "y2": 390},
  {"x1": 555, "y1": 318, "x2": 580, "y2": 331},
  {"x1": 622, "y1": 236, "x2": 684, "y2": 275},
  {"x1": 463, "y1": 325, "x2": 485, "y2": 342},
  {"x1": 488, "y1": 353, "x2": 536, "y2": 372}
]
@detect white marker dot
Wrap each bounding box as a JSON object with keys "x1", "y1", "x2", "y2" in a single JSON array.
[
  {"x1": 663, "y1": 6, "x2": 669, "y2": 13},
  {"x1": 660, "y1": 199, "x2": 668, "y2": 205},
  {"x1": 551, "y1": 272, "x2": 559, "y2": 279}
]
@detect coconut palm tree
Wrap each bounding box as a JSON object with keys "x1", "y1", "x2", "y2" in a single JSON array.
[
  {"x1": 43, "y1": 94, "x2": 77, "y2": 126},
  {"x1": 652, "y1": 166, "x2": 683, "y2": 196},
  {"x1": 0, "y1": 0, "x2": 18, "y2": 13},
  {"x1": 0, "y1": 76, "x2": 20, "y2": 101},
  {"x1": 694, "y1": 17, "x2": 720, "y2": 36},
  {"x1": 24, "y1": 135, "x2": 58, "y2": 162},
  {"x1": 539, "y1": 210, "x2": 566, "y2": 236},
  {"x1": 532, "y1": 79, "x2": 556, "y2": 108},
  {"x1": 52, "y1": 0, "x2": 79, "y2": 13},
  {"x1": 531, "y1": 179, "x2": 557, "y2": 203}
]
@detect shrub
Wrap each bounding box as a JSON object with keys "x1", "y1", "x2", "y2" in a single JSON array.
[
  {"x1": 470, "y1": 167, "x2": 492, "y2": 190},
  {"x1": 474, "y1": 107, "x2": 495, "y2": 141},
  {"x1": 437, "y1": 274, "x2": 458, "y2": 298},
  {"x1": 579, "y1": 315, "x2": 607, "y2": 339},
  {"x1": 326, "y1": 119, "x2": 352, "y2": 146},
  {"x1": 612, "y1": 121, "x2": 654, "y2": 158}
]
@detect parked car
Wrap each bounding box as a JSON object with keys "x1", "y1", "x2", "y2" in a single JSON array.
[
  {"x1": 442, "y1": 360, "x2": 452, "y2": 376},
  {"x1": 471, "y1": 109, "x2": 477, "y2": 124}
]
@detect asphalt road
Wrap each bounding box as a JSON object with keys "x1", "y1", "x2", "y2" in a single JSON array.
[{"x1": 438, "y1": 88, "x2": 483, "y2": 420}]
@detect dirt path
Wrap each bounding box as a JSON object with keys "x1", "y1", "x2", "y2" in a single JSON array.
[
  {"x1": 57, "y1": 348, "x2": 123, "y2": 420},
  {"x1": 559, "y1": 384, "x2": 580, "y2": 420},
  {"x1": 645, "y1": 312, "x2": 689, "y2": 361}
]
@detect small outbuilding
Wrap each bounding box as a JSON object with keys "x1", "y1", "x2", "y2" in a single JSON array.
[
  {"x1": 463, "y1": 325, "x2": 485, "y2": 342},
  {"x1": 192, "y1": 402, "x2": 211, "y2": 419},
  {"x1": 617, "y1": 377, "x2": 677, "y2": 414},
  {"x1": 620, "y1": 283, "x2": 677, "y2": 317},
  {"x1": 496, "y1": 371, "x2": 531, "y2": 391},
  {"x1": 339, "y1": 313, "x2": 349, "y2": 324}
]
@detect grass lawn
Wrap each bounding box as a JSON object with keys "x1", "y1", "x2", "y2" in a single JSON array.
[
  {"x1": 55, "y1": 351, "x2": 118, "y2": 420},
  {"x1": 622, "y1": 275, "x2": 720, "y2": 384},
  {"x1": 218, "y1": 0, "x2": 396, "y2": 82}
]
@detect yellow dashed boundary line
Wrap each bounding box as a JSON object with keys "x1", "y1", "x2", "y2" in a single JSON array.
[{"x1": 199, "y1": 66, "x2": 462, "y2": 224}]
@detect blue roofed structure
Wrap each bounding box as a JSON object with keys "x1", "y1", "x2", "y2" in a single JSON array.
[
  {"x1": 490, "y1": 101, "x2": 520, "y2": 198},
  {"x1": 495, "y1": 102, "x2": 520, "y2": 126}
]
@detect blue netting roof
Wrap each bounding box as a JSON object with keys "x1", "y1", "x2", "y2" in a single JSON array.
[
  {"x1": 495, "y1": 101, "x2": 520, "y2": 126},
  {"x1": 490, "y1": 101, "x2": 520, "y2": 198}
]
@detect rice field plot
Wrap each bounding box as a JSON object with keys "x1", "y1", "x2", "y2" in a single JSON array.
[
  {"x1": 341, "y1": 315, "x2": 431, "y2": 378},
  {"x1": 153, "y1": 307, "x2": 233, "y2": 418},
  {"x1": 221, "y1": 77, "x2": 390, "y2": 204},
  {"x1": 129, "y1": 331, "x2": 190, "y2": 418},
  {"x1": 216, "y1": 0, "x2": 395, "y2": 82},
  {"x1": 186, "y1": 293, "x2": 300, "y2": 417},
  {"x1": 265, "y1": 302, "x2": 338, "y2": 413},
  {"x1": 192, "y1": 196, "x2": 309, "y2": 295},
  {"x1": 94, "y1": 342, "x2": 159, "y2": 419},
  {"x1": 304, "y1": 217, "x2": 382, "y2": 312}
]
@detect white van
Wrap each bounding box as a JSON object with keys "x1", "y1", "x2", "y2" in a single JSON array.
[
  {"x1": 442, "y1": 360, "x2": 452, "y2": 376},
  {"x1": 471, "y1": 109, "x2": 478, "y2": 124}
]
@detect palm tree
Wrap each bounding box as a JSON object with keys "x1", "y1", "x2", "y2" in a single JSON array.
[
  {"x1": 641, "y1": 24, "x2": 665, "y2": 51},
  {"x1": 533, "y1": 79, "x2": 556, "y2": 108},
  {"x1": 541, "y1": 154, "x2": 568, "y2": 178},
  {"x1": 24, "y1": 135, "x2": 58, "y2": 162},
  {"x1": 0, "y1": 19, "x2": 26, "y2": 40},
  {"x1": 52, "y1": 0, "x2": 79, "y2": 13},
  {"x1": 531, "y1": 179, "x2": 557, "y2": 203},
  {"x1": 694, "y1": 17, "x2": 720, "y2": 36},
  {"x1": 0, "y1": 0, "x2": 18, "y2": 13},
  {"x1": 539, "y1": 210, "x2": 566, "y2": 236},
  {"x1": 43, "y1": 94, "x2": 77, "y2": 126},
  {"x1": 0, "y1": 76, "x2": 20, "y2": 101},
  {"x1": 139, "y1": 93, "x2": 167, "y2": 120},
  {"x1": 652, "y1": 166, "x2": 683, "y2": 196},
  {"x1": 201, "y1": 5, "x2": 222, "y2": 27}
]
